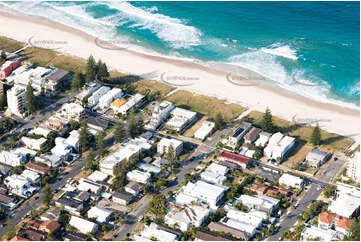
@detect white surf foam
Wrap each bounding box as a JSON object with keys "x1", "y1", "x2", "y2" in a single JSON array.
[{"x1": 261, "y1": 44, "x2": 298, "y2": 60}]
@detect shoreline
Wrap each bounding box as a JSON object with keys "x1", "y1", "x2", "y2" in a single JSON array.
[{"x1": 0, "y1": 10, "x2": 359, "y2": 139}]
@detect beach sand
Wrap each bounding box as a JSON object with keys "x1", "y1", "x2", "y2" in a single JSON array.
[{"x1": 0, "y1": 11, "x2": 359, "y2": 139}]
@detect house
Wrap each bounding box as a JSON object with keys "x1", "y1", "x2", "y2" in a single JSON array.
[
  {"x1": 254, "y1": 131, "x2": 271, "y2": 147},
  {"x1": 65, "y1": 130, "x2": 80, "y2": 151},
  {"x1": 206, "y1": 163, "x2": 229, "y2": 176},
  {"x1": 0, "y1": 193, "x2": 16, "y2": 210},
  {"x1": 136, "y1": 162, "x2": 161, "y2": 175},
  {"x1": 4, "y1": 174, "x2": 37, "y2": 198},
  {"x1": 126, "y1": 170, "x2": 151, "y2": 184},
  {"x1": 24, "y1": 162, "x2": 50, "y2": 175},
  {"x1": 244, "y1": 127, "x2": 262, "y2": 145},
  {"x1": 58, "y1": 102, "x2": 85, "y2": 122},
  {"x1": 218, "y1": 151, "x2": 252, "y2": 169},
  {"x1": 51, "y1": 137, "x2": 73, "y2": 157},
  {"x1": 110, "y1": 98, "x2": 127, "y2": 113},
  {"x1": 157, "y1": 137, "x2": 183, "y2": 156},
  {"x1": 36, "y1": 154, "x2": 63, "y2": 167},
  {"x1": 250, "y1": 183, "x2": 269, "y2": 195},
  {"x1": 10, "y1": 236, "x2": 29, "y2": 241},
  {"x1": 279, "y1": 173, "x2": 304, "y2": 189},
  {"x1": 146, "y1": 100, "x2": 174, "y2": 131},
  {"x1": 194, "y1": 119, "x2": 215, "y2": 141},
  {"x1": 87, "y1": 206, "x2": 112, "y2": 223},
  {"x1": 43, "y1": 115, "x2": 69, "y2": 136},
  {"x1": 40, "y1": 207, "x2": 61, "y2": 221},
  {"x1": 21, "y1": 229, "x2": 47, "y2": 241},
  {"x1": 7, "y1": 84, "x2": 26, "y2": 117},
  {"x1": 0, "y1": 150, "x2": 26, "y2": 167},
  {"x1": 165, "y1": 205, "x2": 211, "y2": 231},
  {"x1": 134, "y1": 223, "x2": 181, "y2": 241},
  {"x1": 69, "y1": 216, "x2": 98, "y2": 234},
  {"x1": 76, "y1": 82, "x2": 101, "y2": 101},
  {"x1": 20, "y1": 137, "x2": 47, "y2": 151},
  {"x1": 39, "y1": 220, "x2": 61, "y2": 234},
  {"x1": 194, "y1": 230, "x2": 234, "y2": 241},
  {"x1": 301, "y1": 226, "x2": 338, "y2": 241},
  {"x1": 0, "y1": 59, "x2": 21, "y2": 79},
  {"x1": 238, "y1": 194, "x2": 279, "y2": 213},
  {"x1": 87, "y1": 170, "x2": 108, "y2": 183},
  {"x1": 62, "y1": 231, "x2": 91, "y2": 241},
  {"x1": 43, "y1": 68, "x2": 71, "y2": 96},
  {"x1": 208, "y1": 222, "x2": 248, "y2": 240},
  {"x1": 125, "y1": 181, "x2": 141, "y2": 196},
  {"x1": 77, "y1": 178, "x2": 103, "y2": 194},
  {"x1": 88, "y1": 86, "x2": 111, "y2": 107},
  {"x1": 264, "y1": 133, "x2": 295, "y2": 160},
  {"x1": 328, "y1": 185, "x2": 360, "y2": 218},
  {"x1": 114, "y1": 93, "x2": 145, "y2": 115},
  {"x1": 21, "y1": 169, "x2": 40, "y2": 183},
  {"x1": 227, "y1": 122, "x2": 252, "y2": 148},
  {"x1": 200, "y1": 163, "x2": 228, "y2": 184},
  {"x1": 347, "y1": 152, "x2": 360, "y2": 182},
  {"x1": 112, "y1": 191, "x2": 133, "y2": 205},
  {"x1": 318, "y1": 212, "x2": 352, "y2": 237},
  {"x1": 55, "y1": 193, "x2": 84, "y2": 215},
  {"x1": 29, "y1": 126, "x2": 52, "y2": 138},
  {"x1": 87, "y1": 116, "x2": 109, "y2": 132},
  {"x1": 305, "y1": 149, "x2": 329, "y2": 168},
  {"x1": 97, "y1": 88, "x2": 123, "y2": 109},
  {"x1": 176, "y1": 180, "x2": 228, "y2": 210},
  {"x1": 165, "y1": 107, "x2": 197, "y2": 133}
]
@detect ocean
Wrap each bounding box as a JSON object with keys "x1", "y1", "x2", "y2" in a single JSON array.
[{"x1": 0, "y1": 1, "x2": 359, "y2": 109}]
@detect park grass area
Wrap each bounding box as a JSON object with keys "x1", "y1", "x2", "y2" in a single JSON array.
[
  {"x1": 132, "y1": 78, "x2": 175, "y2": 97},
  {"x1": 0, "y1": 36, "x2": 24, "y2": 52},
  {"x1": 245, "y1": 111, "x2": 353, "y2": 152},
  {"x1": 166, "y1": 90, "x2": 247, "y2": 120}
]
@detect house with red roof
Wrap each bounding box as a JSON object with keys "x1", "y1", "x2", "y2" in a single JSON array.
[
  {"x1": 218, "y1": 151, "x2": 252, "y2": 169},
  {"x1": 318, "y1": 212, "x2": 353, "y2": 237}
]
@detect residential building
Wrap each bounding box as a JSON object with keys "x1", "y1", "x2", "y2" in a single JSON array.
[
  {"x1": 112, "y1": 191, "x2": 133, "y2": 206},
  {"x1": 20, "y1": 136, "x2": 47, "y2": 151},
  {"x1": 65, "y1": 129, "x2": 80, "y2": 151},
  {"x1": 319, "y1": 212, "x2": 352, "y2": 237},
  {"x1": 250, "y1": 183, "x2": 269, "y2": 195},
  {"x1": 114, "y1": 93, "x2": 145, "y2": 115},
  {"x1": 125, "y1": 181, "x2": 141, "y2": 196},
  {"x1": 10, "y1": 236, "x2": 29, "y2": 241},
  {"x1": 165, "y1": 107, "x2": 197, "y2": 133},
  {"x1": 40, "y1": 207, "x2": 61, "y2": 221},
  {"x1": 165, "y1": 205, "x2": 210, "y2": 231},
  {"x1": 255, "y1": 131, "x2": 272, "y2": 147},
  {"x1": 51, "y1": 137, "x2": 73, "y2": 157},
  {"x1": 301, "y1": 226, "x2": 338, "y2": 241},
  {"x1": 77, "y1": 178, "x2": 103, "y2": 194},
  {"x1": 0, "y1": 150, "x2": 26, "y2": 167},
  {"x1": 97, "y1": 88, "x2": 123, "y2": 109},
  {"x1": 176, "y1": 180, "x2": 228, "y2": 210},
  {"x1": 136, "y1": 162, "x2": 161, "y2": 175},
  {"x1": 24, "y1": 161, "x2": 50, "y2": 175},
  {"x1": 306, "y1": 149, "x2": 329, "y2": 168},
  {"x1": 29, "y1": 126, "x2": 52, "y2": 138},
  {"x1": 69, "y1": 216, "x2": 98, "y2": 234},
  {"x1": 218, "y1": 151, "x2": 252, "y2": 169},
  {"x1": 87, "y1": 116, "x2": 109, "y2": 132},
  {"x1": 43, "y1": 115, "x2": 69, "y2": 136},
  {"x1": 39, "y1": 220, "x2": 61, "y2": 234},
  {"x1": 0, "y1": 59, "x2": 21, "y2": 79},
  {"x1": 87, "y1": 206, "x2": 112, "y2": 223},
  {"x1": 55, "y1": 193, "x2": 84, "y2": 215},
  {"x1": 110, "y1": 98, "x2": 127, "y2": 113},
  {"x1": 87, "y1": 170, "x2": 109, "y2": 183},
  {"x1": 279, "y1": 173, "x2": 304, "y2": 189},
  {"x1": 227, "y1": 122, "x2": 252, "y2": 148},
  {"x1": 21, "y1": 169, "x2": 40, "y2": 182},
  {"x1": 200, "y1": 165, "x2": 227, "y2": 184},
  {"x1": 88, "y1": 86, "x2": 111, "y2": 107},
  {"x1": 194, "y1": 119, "x2": 215, "y2": 141},
  {"x1": 43, "y1": 68, "x2": 71, "y2": 96},
  {"x1": 58, "y1": 102, "x2": 85, "y2": 122},
  {"x1": 208, "y1": 222, "x2": 248, "y2": 240},
  {"x1": 0, "y1": 193, "x2": 16, "y2": 210},
  {"x1": 62, "y1": 231, "x2": 91, "y2": 241},
  {"x1": 20, "y1": 229, "x2": 47, "y2": 241},
  {"x1": 347, "y1": 152, "x2": 360, "y2": 182},
  {"x1": 328, "y1": 185, "x2": 360, "y2": 218},
  {"x1": 76, "y1": 82, "x2": 101, "y2": 101},
  {"x1": 4, "y1": 174, "x2": 37, "y2": 197},
  {"x1": 237, "y1": 194, "x2": 279, "y2": 213},
  {"x1": 127, "y1": 170, "x2": 151, "y2": 184},
  {"x1": 157, "y1": 137, "x2": 183, "y2": 156},
  {"x1": 244, "y1": 127, "x2": 262, "y2": 145},
  {"x1": 146, "y1": 100, "x2": 174, "y2": 131},
  {"x1": 264, "y1": 133, "x2": 295, "y2": 160},
  {"x1": 134, "y1": 223, "x2": 181, "y2": 241},
  {"x1": 7, "y1": 84, "x2": 26, "y2": 117},
  {"x1": 194, "y1": 230, "x2": 233, "y2": 241}
]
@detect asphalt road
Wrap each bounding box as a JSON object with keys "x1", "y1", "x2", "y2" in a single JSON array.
[{"x1": 267, "y1": 183, "x2": 323, "y2": 241}]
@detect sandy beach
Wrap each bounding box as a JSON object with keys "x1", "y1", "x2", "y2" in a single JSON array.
[{"x1": 0, "y1": 11, "x2": 359, "y2": 139}]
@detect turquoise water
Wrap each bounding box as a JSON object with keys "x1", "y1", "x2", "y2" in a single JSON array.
[{"x1": 0, "y1": 1, "x2": 359, "y2": 108}]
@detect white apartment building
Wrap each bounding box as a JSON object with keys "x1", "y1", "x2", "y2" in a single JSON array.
[
  {"x1": 328, "y1": 185, "x2": 360, "y2": 218},
  {"x1": 279, "y1": 173, "x2": 304, "y2": 189},
  {"x1": 237, "y1": 194, "x2": 280, "y2": 213},
  {"x1": 114, "y1": 93, "x2": 144, "y2": 115},
  {"x1": 255, "y1": 131, "x2": 272, "y2": 147},
  {"x1": 134, "y1": 223, "x2": 180, "y2": 241},
  {"x1": 146, "y1": 101, "x2": 174, "y2": 131},
  {"x1": 194, "y1": 119, "x2": 215, "y2": 141},
  {"x1": 97, "y1": 88, "x2": 123, "y2": 109},
  {"x1": 7, "y1": 84, "x2": 26, "y2": 117},
  {"x1": 87, "y1": 206, "x2": 112, "y2": 223},
  {"x1": 0, "y1": 150, "x2": 26, "y2": 167},
  {"x1": 88, "y1": 86, "x2": 111, "y2": 107},
  {"x1": 20, "y1": 136, "x2": 47, "y2": 151},
  {"x1": 65, "y1": 130, "x2": 80, "y2": 151},
  {"x1": 165, "y1": 107, "x2": 197, "y2": 133},
  {"x1": 301, "y1": 226, "x2": 338, "y2": 241},
  {"x1": 69, "y1": 216, "x2": 98, "y2": 234},
  {"x1": 4, "y1": 174, "x2": 37, "y2": 197},
  {"x1": 126, "y1": 170, "x2": 151, "y2": 184},
  {"x1": 157, "y1": 137, "x2": 183, "y2": 156},
  {"x1": 58, "y1": 102, "x2": 85, "y2": 122},
  {"x1": 29, "y1": 126, "x2": 52, "y2": 137},
  {"x1": 165, "y1": 205, "x2": 210, "y2": 231},
  {"x1": 347, "y1": 152, "x2": 360, "y2": 182},
  {"x1": 264, "y1": 132, "x2": 295, "y2": 160}
]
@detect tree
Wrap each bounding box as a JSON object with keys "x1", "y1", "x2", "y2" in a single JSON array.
[
  {"x1": 71, "y1": 72, "x2": 84, "y2": 92},
  {"x1": 214, "y1": 112, "x2": 224, "y2": 130},
  {"x1": 166, "y1": 144, "x2": 177, "y2": 171},
  {"x1": 128, "y1": 110, "x2": 143, "y2": 137},
  {"x1": 323, "y1": 185, "x2": 336, "y2": 198},
  {"x1": 1, "y1": 50, "x2": 6, "y2": 60},
  {"x1": 253, "y1": 146, "x2": 263, "y2": 160},
  {"x1": 85, "y1": 148, "x2": 98, "y2": 171},
  {"x1": 25, "y1": 82, "x2": 40, "y2": 114},
  {"x1": 58, "y1": 212, "x2": 70, "y2": 226},
  {"x1": 43, "y1": 184, "x2": 52, "y2": 205},
  {"x1": 347, "y1": 218, "x2": 360, "y2": 241},
  {"x1": 0, "y1": 93, "x2": 6, "y2": 111},
  {"x1": 79, "y1": 120, "x2": 91, "y2": 151},
  {"x1": 110, "y1": 173, "x2": 127, "y2": 190},
  {"x1": 86, "y1": 55, "x2": 97, "y2": 82},
  {"x1": 96, "y1": 131, "x2": 106, "y2": 156},
  {"x1": 310, "y1": 124, "x2": 321, "y2": 146},
  {"x1": 260, "y1": 107, "x2": 274, "y2": 132},
  {"x1": 114, "y1": 122, "x2": 126, "y2": 143},
  {"x1": 97, "y1": 60, "x2": 109, "y2": 81},
  {"x1": 147, "y1": 194, "x2": 167, "y2": 218}
]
